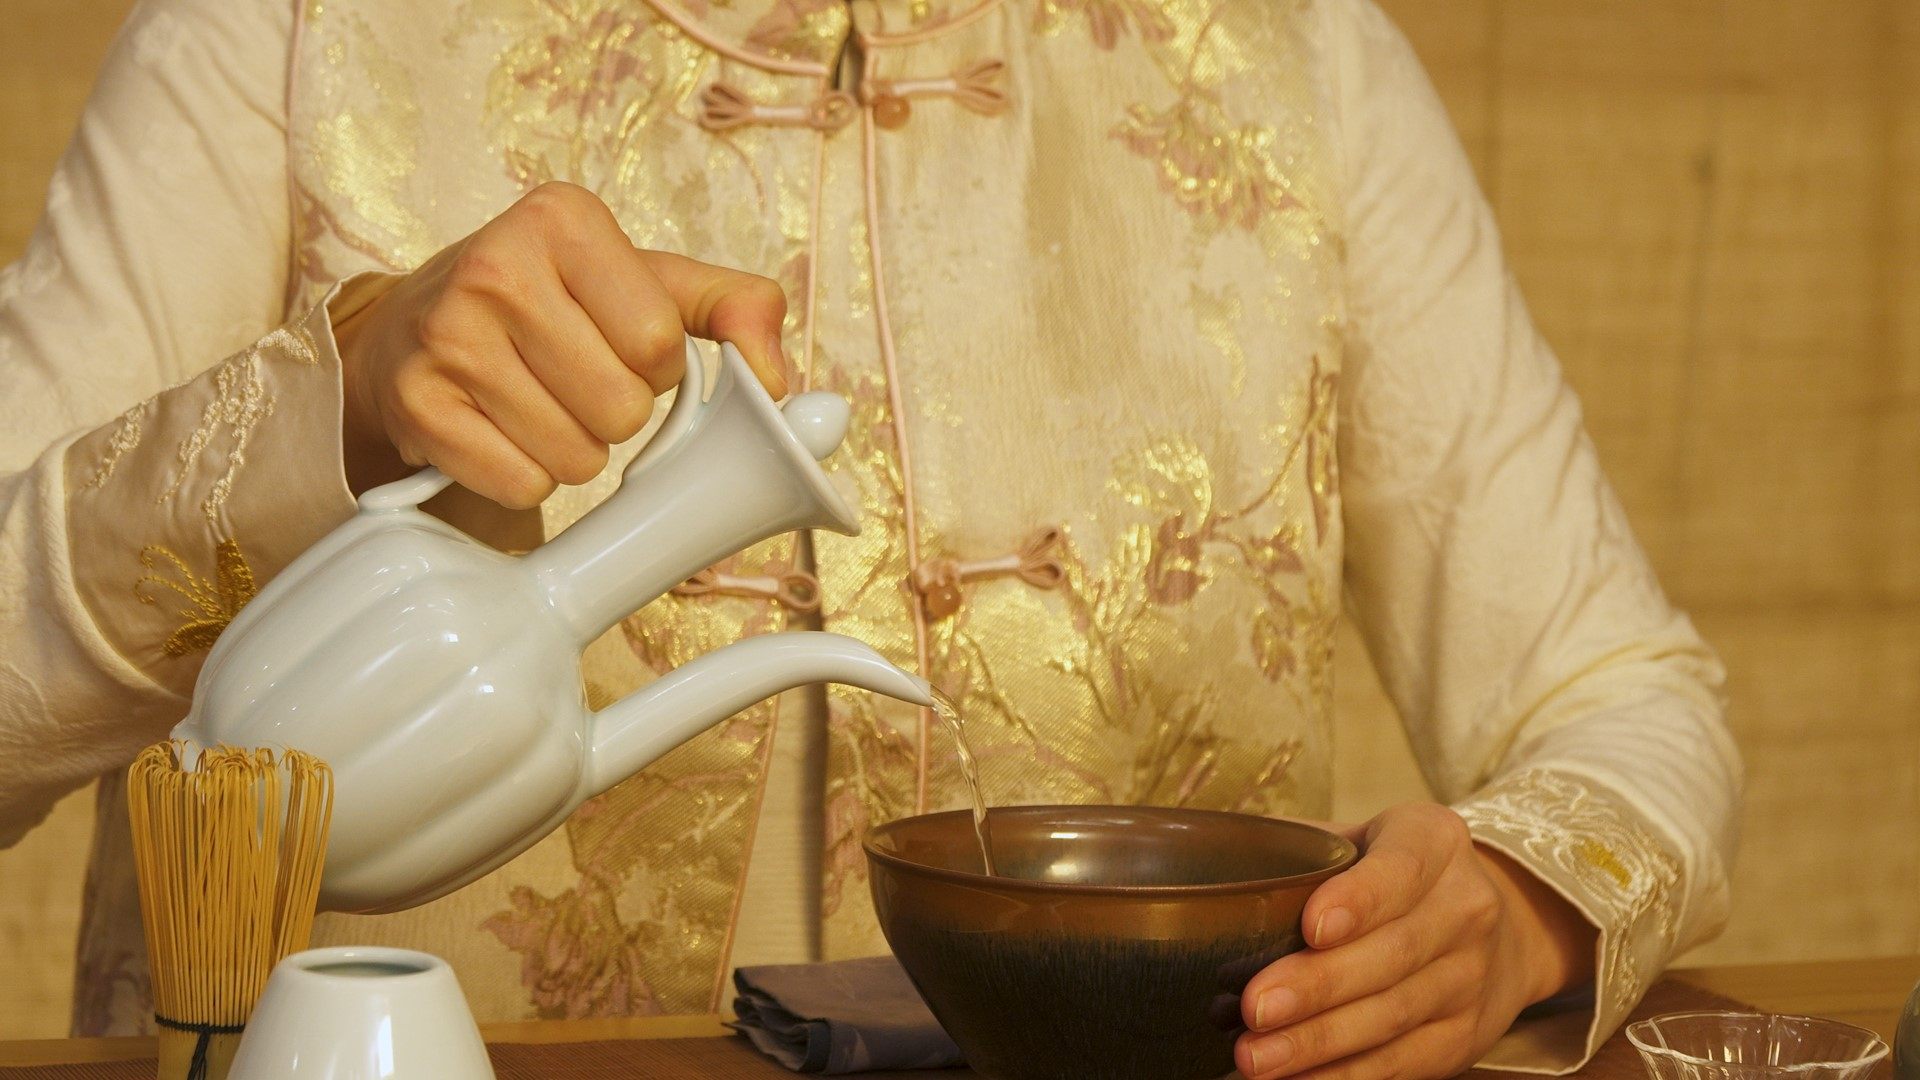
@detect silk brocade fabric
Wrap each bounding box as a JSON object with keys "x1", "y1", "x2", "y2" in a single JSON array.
[{"x1": 0, "y1": 1, "x2": 1739, "y2": 1073}]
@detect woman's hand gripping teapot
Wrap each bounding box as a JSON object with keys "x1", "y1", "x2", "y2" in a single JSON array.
[{"x1": 172, "y1": 340, "x2": 933, "y2": 914}]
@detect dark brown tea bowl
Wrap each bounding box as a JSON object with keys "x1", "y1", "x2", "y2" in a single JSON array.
[{"x1": 864, "y1": 805, "x2": 1358, "y2": 1080}]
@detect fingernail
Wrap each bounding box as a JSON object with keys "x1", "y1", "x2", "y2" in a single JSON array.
[
  {"x1": 1247, "y1": 1034, "x2": 1293, "y2": 1076},
  {"x1": 1254, "y1": 986, "x2": 1299, "y2": 1029},
  {"x1": 1314, "y1": 906, "x2": 1355, "y2": 946}
]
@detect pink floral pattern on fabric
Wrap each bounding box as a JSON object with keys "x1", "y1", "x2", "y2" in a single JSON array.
[
  {"x1": 483, "y1": 879, "x2": 663, "y2": 1019},
  {"x1": 1034, "y1": 0, "x2": 1174, "y2": 50}
]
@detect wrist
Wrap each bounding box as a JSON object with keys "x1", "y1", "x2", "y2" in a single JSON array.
[
  {"x1": 1475, "y1": 842, "x2": 1597, "y2": 1005},
  {"x1": 328, "y1": 294, "x2": 411, "y2": 494}
]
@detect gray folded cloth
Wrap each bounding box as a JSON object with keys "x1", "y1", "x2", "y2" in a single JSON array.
[{"x1": 731, "y1": 955, "x2": 965, "y2": 1073}]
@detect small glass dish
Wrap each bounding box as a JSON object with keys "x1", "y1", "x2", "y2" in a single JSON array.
[{"x1": 1625, "y1": 1011, "x2": 1889, "y2": 1080}]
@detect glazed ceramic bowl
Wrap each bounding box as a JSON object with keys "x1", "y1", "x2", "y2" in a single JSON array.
[
  {"x1": 865, "y1": 805, "x2": 1358, "y2": 1080},
  {"x1": 227, "y1": 946, "x2": 494, "y2": 1079},
  {"x1": 1625, "y1": 1012, "x2": 1889, "y2": 1080}
]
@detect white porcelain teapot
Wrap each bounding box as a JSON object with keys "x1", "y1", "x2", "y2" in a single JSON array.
[{"x1": 172, "y1": 341, "x2": 933, "y2": 914}]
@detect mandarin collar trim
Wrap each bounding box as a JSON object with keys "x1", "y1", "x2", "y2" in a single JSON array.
[{"x1": 641, "y1": 0, "x2": 1006, "y2": 77}]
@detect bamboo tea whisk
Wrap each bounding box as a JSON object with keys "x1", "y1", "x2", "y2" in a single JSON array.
[{"x1": 128, "y1": 742, "x2": 333, "y2": 1080}]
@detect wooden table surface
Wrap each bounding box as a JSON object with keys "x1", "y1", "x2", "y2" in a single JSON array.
[{"x1": 1, "y1": 957, "x2": 1913, "y2": 1069}]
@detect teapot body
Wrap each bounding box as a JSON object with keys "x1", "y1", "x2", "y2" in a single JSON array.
[
  {"x1": 178, "y1": 504, "x2": 592, "y2": 912},
  {"x1": 174, "y1": 342, "x2": 934, "y2": 914}
]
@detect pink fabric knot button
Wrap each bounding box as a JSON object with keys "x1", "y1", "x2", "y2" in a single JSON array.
[
  {"x1": 698, "y1": 82, "x2": 858, "y2": 132},
  {"x1": 861, "y1": 57, "x2": 1011, "y2": 131},
  {"x1": 673, "y1": 565, "x2": 823, "y2": 613},
  {"x1": 910, "y1": 525, "x2": 1066, "y2": 620}
]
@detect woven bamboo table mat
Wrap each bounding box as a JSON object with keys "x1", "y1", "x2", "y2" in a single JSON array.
[{"x1": 1, "y1": 977, "x2": 1886, "y2": 1079}]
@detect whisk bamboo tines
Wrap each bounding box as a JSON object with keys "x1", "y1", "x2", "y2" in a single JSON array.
[{"x1": 128, "y1": 741, "x2": 333, "y2": 1080}]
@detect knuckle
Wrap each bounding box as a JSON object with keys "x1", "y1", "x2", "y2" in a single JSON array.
[
  {"x1": 519, "y1": 180, "x2": 592, "y2": 221},
  {"x1": 704, "y1": 271, "x2": 787, "y2": 328},
  {"x1": 1425, "y1": 804, "x2": 1471, "y2": 845},
  {"x1": 414, "y1": 301, "x2": 473, "y2": 354},
  {"x1": 513, "y1": 181, "x2": 618, "y2": 250},
  {"x1": 447, "y1": 242, "x2": 523, "y2": 301},
  {"x1": 630, "y1": 311, "x2": 688, "y2": 377},
  {"x1": 743, "y1": 273, "x2": 788, "y2": 315},
  {"x1": 1373, "y1": 846, "x2": 1426, "y2": 887}
]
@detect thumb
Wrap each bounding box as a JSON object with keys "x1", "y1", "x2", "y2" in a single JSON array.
[
  {"x1": 1301, "y1": 805, "x2": 1450, "y2": 950},
  {"x1": 639, "y1": 249, "x2": 791, "y2": 398}
]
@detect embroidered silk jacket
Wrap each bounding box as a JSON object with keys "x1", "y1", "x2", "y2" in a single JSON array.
[{"x1": 0, "y1": 0, "x2": 1739, "y2": 1071}]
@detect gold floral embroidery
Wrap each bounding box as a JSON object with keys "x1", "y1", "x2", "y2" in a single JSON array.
[
  {"x1": 1577, "y1": 839, "x2": 1634, "y2": 889},
  {"x1": 1114, "y1": 97, "x2": 1304, "y2": 234},
  {"x1": 483, "y1": 879, "x2": 663, "y2": 1018},
  {"x1": 133, "y1": 539, "x2": 260, "y2": 657},
  {"x1": 816, "y1": 362, "x2": 920, "y2": 920},
  {"x1": 1028, "y1": 516, "x2": 1318, "y2": 812},
  {"x1": 1113, "y1": 95, "x2": 1305, "y2": 237},
  {"x1": 743, "y1": 0, "x2": 847, "y2": 59},
  {"x1": 1045, "y1": 0, "x2": 1319, "y2": 246},
  {"x1": 273, "y1": 0, "x2": 1349, "y2": 1008},
  {"x1": 302, "y1": 10, "x2": 438, "y2": 270},
  {"x1": 905, "y1": 0, "x2": 951, "y2": 29},
  {"x1": 816, "y1": 117, "x2": 1345, "y2": 947},
  {"x1": 1456, "y1": 769, "x2": 1682, "y2": 1022},
  {"x1": 303, "y1": 11, "x2": 439, "y2": 265},
  {"x1": 1303, "y1": 356, "x2": 1338, "y2": 543},
  {"x1": 292, "y1": 182, "x2": 410, "y2": 293},
  {"x1": 482, "y1": 542, "x2": 797, "y2": 1015},
  {"x1": 460, "y1": 0, "x2": 835, "y2": 1016},
  {"x1": 477, "y1": 2, "x2": 710, "y2": 201}
]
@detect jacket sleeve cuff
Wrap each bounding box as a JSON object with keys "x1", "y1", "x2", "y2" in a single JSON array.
[
  {"x1": 1454, "y1": 768, "x2": 1686, "y2": 1075},
  {"x1": 62, "y1": 287, "x2": 360, "y2": 696}
]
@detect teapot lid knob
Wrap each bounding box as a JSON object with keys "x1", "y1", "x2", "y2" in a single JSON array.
[{"x1": 782, "y1": 393, "x2": 851, "y2": 461}]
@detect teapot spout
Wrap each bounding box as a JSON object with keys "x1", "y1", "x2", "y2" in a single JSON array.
[{"x1": 583, "y1": 631, "x2": 934, "y2": 800}]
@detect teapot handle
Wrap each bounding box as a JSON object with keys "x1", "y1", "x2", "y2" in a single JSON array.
[
  {"x1": 353, "y1": 339, "x2": 713, "y2": 514},
  {"x1": 619, "y1": 337, "x2": 709, "y2": 480},
  {"x1": 357, "y1": 467, "x2": 455, "y2": 513}
]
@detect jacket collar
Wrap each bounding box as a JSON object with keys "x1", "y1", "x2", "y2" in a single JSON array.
[{"x1": 642, "y1": 0, "x2": 1006, "y2": 75}]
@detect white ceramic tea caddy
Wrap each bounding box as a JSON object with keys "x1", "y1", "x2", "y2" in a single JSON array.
[
  {"x1": 229, "y1": 947, "x2": 493, "y2": 1079},
  {"x1": 173, "y1": 340, "x2": 933, "y2": 914}
]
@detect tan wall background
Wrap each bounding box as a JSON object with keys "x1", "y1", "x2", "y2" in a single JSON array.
[{"x1": 1, "y1": 0, "x2": 1914, "y2": 1040}]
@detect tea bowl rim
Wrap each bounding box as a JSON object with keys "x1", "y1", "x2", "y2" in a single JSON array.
[
  {"x1": 863, "y1": 803, "x2": 1360, "y2": 897},
  {"x1": 1622, "y1": 1010, "x2": 1890, "y2": 1072}
]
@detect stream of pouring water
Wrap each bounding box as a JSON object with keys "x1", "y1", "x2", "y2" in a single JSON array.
[{"x1": 929, "y1": 687, "x2": 997, "y2": 876}]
